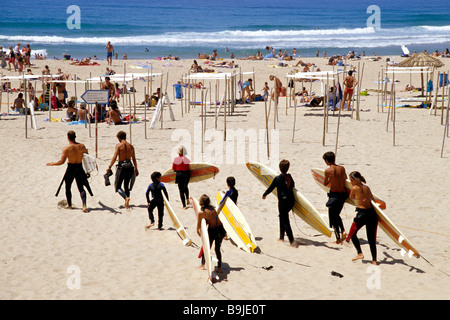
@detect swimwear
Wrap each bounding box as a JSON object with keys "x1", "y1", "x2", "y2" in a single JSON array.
[
  {"x1": 114, "y1": 160, "x2": 136, "y2": 199},
  {"x1": 58, "y1": 163, "x2": 93, "y2": 207},
  {"x1": 107, "y1": 51, "x2": 113, "y2": 58},
  {"x1": 326, "y1": 191, "x2": 348, "y2": 239},
  {"x1": 200, "y1": 206, "x2": 226, "y2": 268},
  {"x1": 346, "y1": 207, "x2": 378, "y2": 261},
  {"x1": 146, "y1": 182, "x2": 168, "y2": 229},
  {"x1": 263, "y1": 174, "x2": 295, "y2": 244},
  {"x1": 344, "y1": 87, "x2": 353, "y2": 94},
  {"x1": 173, "y1": 156, "x2": 190, "y2": 207},
  {"x1": 222, "y1": 187, "x2": 238, "y2": 205}
]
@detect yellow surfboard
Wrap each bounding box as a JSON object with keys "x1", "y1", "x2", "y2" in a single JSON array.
[{"x1": 247, "y1": 162, "x2": 332, "y2": 237}]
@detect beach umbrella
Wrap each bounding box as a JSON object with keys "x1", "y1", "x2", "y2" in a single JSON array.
[
  {"x1": 398, "y1": 53, "x2": 444, "y2": 68},
  {"x1": 398, "y1": 53, "x2": 444, "y2": 94}
]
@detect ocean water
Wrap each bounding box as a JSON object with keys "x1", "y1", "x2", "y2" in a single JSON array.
[{"x1": 0, "y1": 0, "x2": 449, "y2": 60}]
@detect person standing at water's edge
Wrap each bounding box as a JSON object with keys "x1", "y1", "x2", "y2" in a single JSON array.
[
  {"x1": 105, "y1": 41, "x2": 114, "y2": 66},
  {"x1": 107, "y1": 131, "x2": 139, "y2": 209},
  {"x1": 46, "y1": 130, "x2": 93, "y2": 213}
]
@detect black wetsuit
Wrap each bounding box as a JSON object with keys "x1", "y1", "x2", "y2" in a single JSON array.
[
  {"x1": 59, "y1": 163, "x2": 93, "y2": 207},
  {"x1": 114, "y1": 160, "x2": 135, "y2": 199},
  {"x1": 326, "y1": 191, "x2": 348, "y2": 239},
  {"x1": 263, "y1": 173, "x2": 295, "y2": 244},
  {"x1": 175, "y1": 170, "x2": 190, "y2": 207},
  {"x1": 145, "y1": 181, "x2": 168, "y2": 229},
  {"x1": 347, "y1": 207, "x2": 378, "y2": 261}
]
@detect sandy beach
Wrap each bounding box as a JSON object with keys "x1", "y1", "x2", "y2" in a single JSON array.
[{"x1": 0, "y1": 53, "x2": 449, "y2": 301}]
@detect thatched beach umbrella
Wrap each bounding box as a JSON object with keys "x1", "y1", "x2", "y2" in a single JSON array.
[
  {"x1": 398, "y1": 53, "x2": 444, "y2": 68},
  {"x1": 399, "y1": 53, "x2": 444, "y2": 93}
]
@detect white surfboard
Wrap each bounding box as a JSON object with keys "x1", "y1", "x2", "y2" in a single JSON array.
[
  {"x1": 191, "y1": 196, "x2": 213, "y2": 282},
  {"x1": 216, "y1": 191, "x2": 258, "y2": 253},
  {"x1": 162, "y1": 193, "x2": 192, "y2": 246}
]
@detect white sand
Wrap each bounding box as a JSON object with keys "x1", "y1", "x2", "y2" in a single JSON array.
[{"x1": 0, "y1": 54, "x2": 449, "y2": 300}]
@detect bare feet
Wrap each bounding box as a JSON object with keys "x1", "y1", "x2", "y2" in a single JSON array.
[
  {"x1": 82, "y1": 205, "x2": 88, "y2": 213},
  {"x1": 372, "y1": 261, "x2": 378, "y2": 265},
  {"x1": 125, "y1": 197, "x2": 130, "y2": 209},
  {"x1": 215, "y1": 267, "x2": 222, "y2": 274},
  {"x1": 352, "y1": 253, "x2": 364, "y2": 261},
  {"x1": 197, "y1": 264, "x2": 205, "y2": 270},
  {"x1": 145, "y1": 223, "x2": 155, "y2": 230}
]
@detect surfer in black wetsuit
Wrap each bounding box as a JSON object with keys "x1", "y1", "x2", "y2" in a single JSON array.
[
  {"x1": 323, "y1": 151, "x2": 348, "y2": 244},
  {"x1": 145, "y1": 171, "x2": 169, "y2": 230},
  {"x1": 47, "y1": 130, "x2": 93, "y2": 213},
  {"x1": 197, "y1": 194, "x2": 226, "y2": 274},
  {"x1": 262, "y1": 159, "x2": 296, "y2": 247},
  {"x1": 107, "y1": 131, "x2": 139, "y2": 209}
]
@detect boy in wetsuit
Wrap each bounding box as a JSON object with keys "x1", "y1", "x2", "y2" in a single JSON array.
[
  {"x1": 196, "y1": 194, "x2": 226, "y2": 274},
  {"x1": 222, "y1": 176, "x2": 238, "y2": 205},
  {"x1": 345, "y1": 171, "x2": 378, "y2": 265},
  {"x1": 145, "y1": 171, "x2": 169, "y2": 230},
  {"x1": 262, "y1": 159, "x2": 296, "y2": 246},
  {"x1": 47, "y1": 130, "x2": 93, "y2": 213},
  {"x1": 106, "y1": 131, "x2": 139, "y2": 209},
  {"x1": 323, "y1": 151, "x2": 348, "y2": 244}
]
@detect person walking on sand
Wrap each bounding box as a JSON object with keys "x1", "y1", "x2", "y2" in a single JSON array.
[
  {"x1": 172, "y1": 146, "x2": 191, "y2": 209},
  {"x1": 47, "y1": 130, "x2": 93, "y2": 213},
  {"x1": 342, "y1": 71, "x2": 358, "y2": 111},
  {"x1": 344, "y1": 171, "x2": 378, "y2": 265},
  {"x1": 106, "y1": 131, "x2": 139, "y2": 209},
  {"x1": 262, "y1": 159, "x2": 296, "y2": 247},
  {"x1": 105, "y1": 41, "x2": 114, "y2": 66},
  {"x1": 145, "y1": 171, "x2": 169, "y2": 230},
  {"x1": 197, "y1": 194, "x2": 226, "y2": 274},
  {"x1": 322, "y1": 151, "x2": 348, "y2": 244}
]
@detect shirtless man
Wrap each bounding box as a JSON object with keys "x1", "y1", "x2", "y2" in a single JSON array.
[
  {"x1": 102, "y1": 77, "x2": 115, "y2": 103},
  {"x1": 342, "y1": 71, "x2": 358, "y2": 111},
  {"x1": 344, "y1": 171, "x2": 378, "y2": 265},
  {"x1": 323, "y1": 152, "x2": 348, "y2": 243},
  {"x1": 105, "y1": 41, "x2": 114, "y2": 66},
  {"x1": 46, "y1": 130, "x2": 93, "y2": 212},
  {"x1": 107, "y1": 131, "x2": 139, "y2": 209}
]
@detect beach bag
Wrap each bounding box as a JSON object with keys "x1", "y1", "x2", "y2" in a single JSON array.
[{"x1": 82, "y1": 153, "x2": 98, "y2": 176}]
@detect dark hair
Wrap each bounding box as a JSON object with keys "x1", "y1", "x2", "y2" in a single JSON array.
[
  {"x1": 226, "y1": 176, "x2": 236, "y2": 187},
  {"x1": 116, "y1": 130, "x2": 126, "y2": 140},
  {"x1": 348, "y1": 71, "x2": 353, "y2": 76},
  {"x1": 18, "y1": 93, "x2": 23, "y2": 98},
  {"x1": 199, "y1": 194, "x2": 214, "y2": 209},
  {"x1": 110, "y1": 100, "x2": 118, "y2": 110},
  {"x1": 279, "y1": 159, "x2": 290, "y2": 174},
  {"x1": 322, "y1": 151, "x2": 336, "y2": 163},
  {"x1": 151, "y1": 171, "x2": 161, "y2": 183},
  {"x1": 68, "y1": 100, "x2": 75, "y2": 108},
  {"x1": 67, "y1": 130, "x2": 76, "y2": 141},
  {"x1": 349, "y1": 171, "x2": 366, "y2": 184}
]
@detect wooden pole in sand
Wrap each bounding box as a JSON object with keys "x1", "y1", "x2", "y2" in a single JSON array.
[
  {"x1": 441, "y1": 72, "x2": 447, "y2": 125},
  {"x1": 201, "y1": 89, "x2": 204, "y2": 153},
  {"x1": 273, "y1": 78, "x2": 278, "y2": 129},
  {"x1": 441, "y1": 84, "x2": 450, "y2": 157},
  {"x1": 265, "y1": 94, "x2": 270, "y2": 158},
  {"x1": 224, "y1": 75, "x2": 227, "y2": 141},
  {"x1": 144, "y1": 86, "x2": 147, "y2": 139},
  {"x1": 392, "y1": 72, "x2": 396, "y2": 146},
  {"x1": 335, "y1": 96, "x2": 343, "y2": 156},
  {"x1": 377, "y1": 70, "x2": 380, "y2": 113},
  {"x1": 292, "y1": 80, "x2": 297, "y2": 143},
  {"x1": 322, "y1": 83, "x2": 327, "y2": 146},
  {"x1": 24, "y1": 78, "x2": 28, "y2": 138}
]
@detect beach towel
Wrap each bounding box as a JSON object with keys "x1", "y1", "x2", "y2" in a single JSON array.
[{"x1": 439, "y1": 73, "x2": 449, "y2": 87}]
